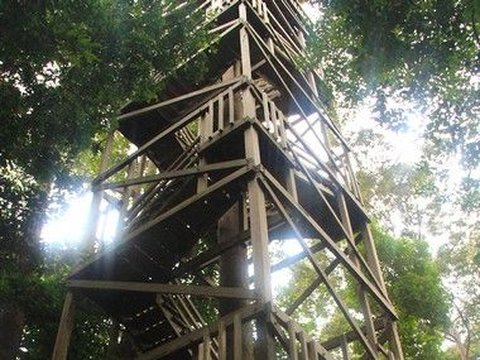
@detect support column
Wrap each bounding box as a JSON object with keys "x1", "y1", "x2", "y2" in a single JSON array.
[
  {"x1": 84, "y1": 131, "x2": 115, "y2": 253},
  {"x1": 218, "y1": 202, "x2": 252, "y2": 359},
  {"x1": 362, "y1": 224, "x2": 404, "y2": 360},
  {"x1": 197, "y1": 105, "x2": 213, "y2": 193},
  {"x1": 52, "y1": 291, "x2": 76, "y2": 360},
  {"x1": 240, "y1": 3, "x2": 273, "y2": 358},
  {"x1": 337, "y1": 194, "x2": 378, "y2": 354}
]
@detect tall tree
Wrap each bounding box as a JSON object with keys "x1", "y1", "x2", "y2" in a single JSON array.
[
  {"x1": 276, "y1": 224, "x2": 450, "y2": 358},
  {"x1": 0, "y1": 1, "x2": 211, "y2": 358},
  {"x1": 303, "y1": 0, "x2": 479, "y2": 201},
  {"x1": 438, "y1": 222, "x2": 480, "y2": 360},
  {"x1": 373, "y1": 225, "x2": 450, "y2": 359}
]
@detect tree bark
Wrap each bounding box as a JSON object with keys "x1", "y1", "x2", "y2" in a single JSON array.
[{"x1": 0, "y1": 303, "x2": 25, "y2": 360}]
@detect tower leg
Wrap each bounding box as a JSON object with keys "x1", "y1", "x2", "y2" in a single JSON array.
[
  {"x1": 52, "y1": 291, "x2": 76, "y2": 360},
  {"x1": 362, "y1": 224, "x2": 404, "y2": 360},
  {"x1": 218, "y1": 202, "x2": 253, "y2": 359}
]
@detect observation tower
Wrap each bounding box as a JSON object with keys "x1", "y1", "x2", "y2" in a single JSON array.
[{"x1": 53, "y1": 1, "x2": 404, "y2": 359}]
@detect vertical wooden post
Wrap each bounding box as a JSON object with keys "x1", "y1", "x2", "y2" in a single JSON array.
[
  {"x1": 298, "y1": 331, "x2": 308, "y2": 360},
  {"x1": 387, "y1": 321, "x2": 404, "y2": 360},
  {"x1": 340, "y1": 335, "x2": 350, "y2": 360},
  {"x1": 203, "y1": 329, "x2": 211, "y2": 360},
  {"x1": 337, "y1": 193, "x2": 378, "y2": 351},
  {"x1": 307, "y1": 340, "x2": 317, "y2": 360},
  {"x1": 362, "y1": 225, "x2": 404, "y2": 360},
  {"x1": 218, "y1": 320, "x2": 227, "y2": 360},
  {"x1": 197, "y1": 102, "x2": 213, "y2": 193},
  {"x1": 233, "y1": 313, "x2": 243, "y2": 360},
  {"x1": 239, "y1": 4, "x2": 273, "y2": 359},
  {"x1": 85, "y1": 131, "x2": 115, "y2": 253},
  {"x1": 52, "y1": 291, "x2": 76, "y2": 360},
  {"x1": 287, "y1": 321, "x2": 299, "y2": 360}
]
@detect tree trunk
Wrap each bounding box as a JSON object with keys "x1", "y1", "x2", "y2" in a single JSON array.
[{"x1": 0, "y1": 303, "x2": 25, "y2": 360}]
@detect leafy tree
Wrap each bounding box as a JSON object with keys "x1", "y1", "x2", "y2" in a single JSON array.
[
  {"x1": 437, "y1": 223, "x2": 480, "y2": 360},
  {"x1": 303, "y1": 0, "x2": 479, "y2": 210},
  {"x1": 373, "y1": 224, "x2": 451, "y2": 359},
  {"x1": 276, "y1": 224, "x2": 450, "y2": 359},
  {"x1": 0, "y1": 1, "x2": 211, "y2": 358}
]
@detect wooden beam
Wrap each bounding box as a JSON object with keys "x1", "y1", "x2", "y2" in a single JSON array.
[
  {"x1": 124, "y1": 164, "x2": 253, "y2": 242},
  {"x1": 97, "y1": 159, "x2": 249, "y2": 190},
  {"x1": 175, "y1": 215, "x2": 287, "y2": 279},
  {"x1": 119, "y1": 77, "x2": 244, "y2": 120},
  {"x1": 272, "y1": 309, "x2": 333, "y2": 360},
  {"x1": 246, "y1": 23, "x2": 348, "y2": 150},
  {"x1": 67, "y1": 280, "x2": 258, "y2": 299},
  {"x1": 337, "y1": 192, "x2": 378, "y2": 349},
  {"x1": 51, "y1": 291, "x2": 76, "y2": 360},
  {"x1": 288, "y1": 320, "x2": 299, "y2": 360}
]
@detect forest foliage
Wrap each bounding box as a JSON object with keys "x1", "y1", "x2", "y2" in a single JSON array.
[{"x1": 0, "y1": 0, "x2": 479, "y2": 359}]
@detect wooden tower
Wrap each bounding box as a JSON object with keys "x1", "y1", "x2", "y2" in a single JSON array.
[{"x1": 53, "y1": 1, "x2": 404, "y2": 359}]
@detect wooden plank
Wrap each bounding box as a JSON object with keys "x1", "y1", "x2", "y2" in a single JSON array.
[
  {"x1": 196, "y1": 117, "x2": 251, "y2": 154},
  {"x1": 156, "y1": 297, "x2": 185, "y2": 337},
  {"x1": 51, "y1": 291, "x2": 76, "y2": 360},
  {"x1": 299, "y1": 330, "x2": 309, "y2": 360},
  {"x1": 233, "y1": 313, "x2": 242, "y2": 360},
  {"x1": 218, "y1": 320, "x2": 227, "y2": 360},
  {"x1": 308, "y1": 340, "x2": 317, "y2": 360},
  {"x1": 288, "y1": 321, "x2": 299, "y2": 360},
  {"x1": 218, "y1": 95, "x2": 225, "y2": 131},
  {"x1": 361, "y1": 223, "x2": 389, "y2": 298},
  {"x1": 262, "y1": 92, "x2": 271, "y2": 131},
  {"x1": 341, "y1": 335, "x2": 350, "y2": 360},
  {"x1": 337, "y1": 193, "x2": 377, "y2": 348},
  {"x1": 287, "y1": 250, "x2": 360, "y2": 316},
  {"x1": 267, "y1": 316, "x2": 290, "y2": 352},
  {"x1": 203, "y1": 329, "x2": 211, "y2": 360},
  {"x1": 126, "y1": 138, "x2": 199, "y2": 219},
  {"x1": 387, "y1": 321, "x2": 404, "y2": 360},
  {"x1": 228, "y1": 88, "x2": 235, "y2": 124},
  {"x1": 286, "y1": 276, "x2": 323, "y2": 316},
  {"x1": 239, "y1": 11, "x2": 251, "y2": 78},
  {"x1": 97, "y1": 159, "x2": 249, "y2": 190},
  {"x1": 321, "y1": 319, "x2": 387, "y2": 351},
  {"x1": 67, "y1": 280, "x2": 258, "y2": 299},
  {"x1": 271, "y1": 104, "x2": 279, "y2": 139},
  {"x1": 247, "y1": 177, "x2": 271, "y2": 301}
]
